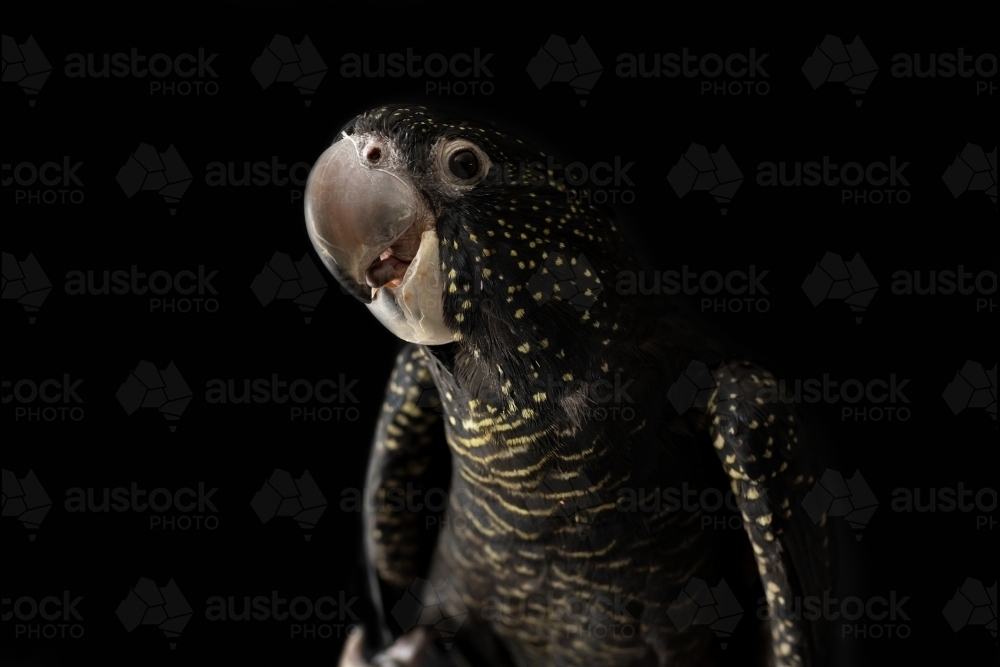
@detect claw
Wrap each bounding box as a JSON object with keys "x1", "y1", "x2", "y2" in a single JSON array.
[
  {"x1": 339, "y1": 630, "x2": 369, "y2": 667},
  {"x1": 340, "y1": 628, "x2": 433, "y2": 667}
]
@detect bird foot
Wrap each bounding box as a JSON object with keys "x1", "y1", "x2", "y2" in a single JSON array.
[{"x1": 339, "y1": 628, "x2": 432, "y2": 667}]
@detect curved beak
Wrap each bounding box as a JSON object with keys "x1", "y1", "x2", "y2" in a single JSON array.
[{"x1": 304, "y1": 135, "x2": 418, "y2": 304}]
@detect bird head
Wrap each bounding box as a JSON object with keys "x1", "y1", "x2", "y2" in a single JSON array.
[{"x1": 305, "y1": 104, "x2": 657, "y2": 423}]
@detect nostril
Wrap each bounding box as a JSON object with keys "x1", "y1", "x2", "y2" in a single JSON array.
[{"x1": 367, "y1": 146, "x2": 382, "y2": 163}]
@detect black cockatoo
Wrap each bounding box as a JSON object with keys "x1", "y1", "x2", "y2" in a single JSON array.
[{"x1": 305, "y1": 105, "x2": 836, "y2": 667}]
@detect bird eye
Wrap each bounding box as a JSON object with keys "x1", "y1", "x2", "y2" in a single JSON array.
[
  {"x1": 449, "y1": 150, "x2": 480, "y2": 179},
  {"x1": 437, "y1": 140, "x2": 490, "y2": 187}
]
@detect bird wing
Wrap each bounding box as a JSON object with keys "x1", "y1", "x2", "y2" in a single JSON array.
[
  {"x1": 360, "y1": 344, "x2": 453, "y2": 648},
  {"x1": 707, "y1": 361, "x2": 837, "y2": 667}
]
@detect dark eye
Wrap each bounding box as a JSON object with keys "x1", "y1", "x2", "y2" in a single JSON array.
[
  {"x1": 437, "y1": 140, "x2": 490, "y2": 188},
  {"x1": 448, "y1": 150, "x2": 480, "y2": 180}
]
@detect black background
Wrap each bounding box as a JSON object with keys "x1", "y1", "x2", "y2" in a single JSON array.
[{"x1": 2, "y1": 7, "x2": 995, "y2": 666}]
